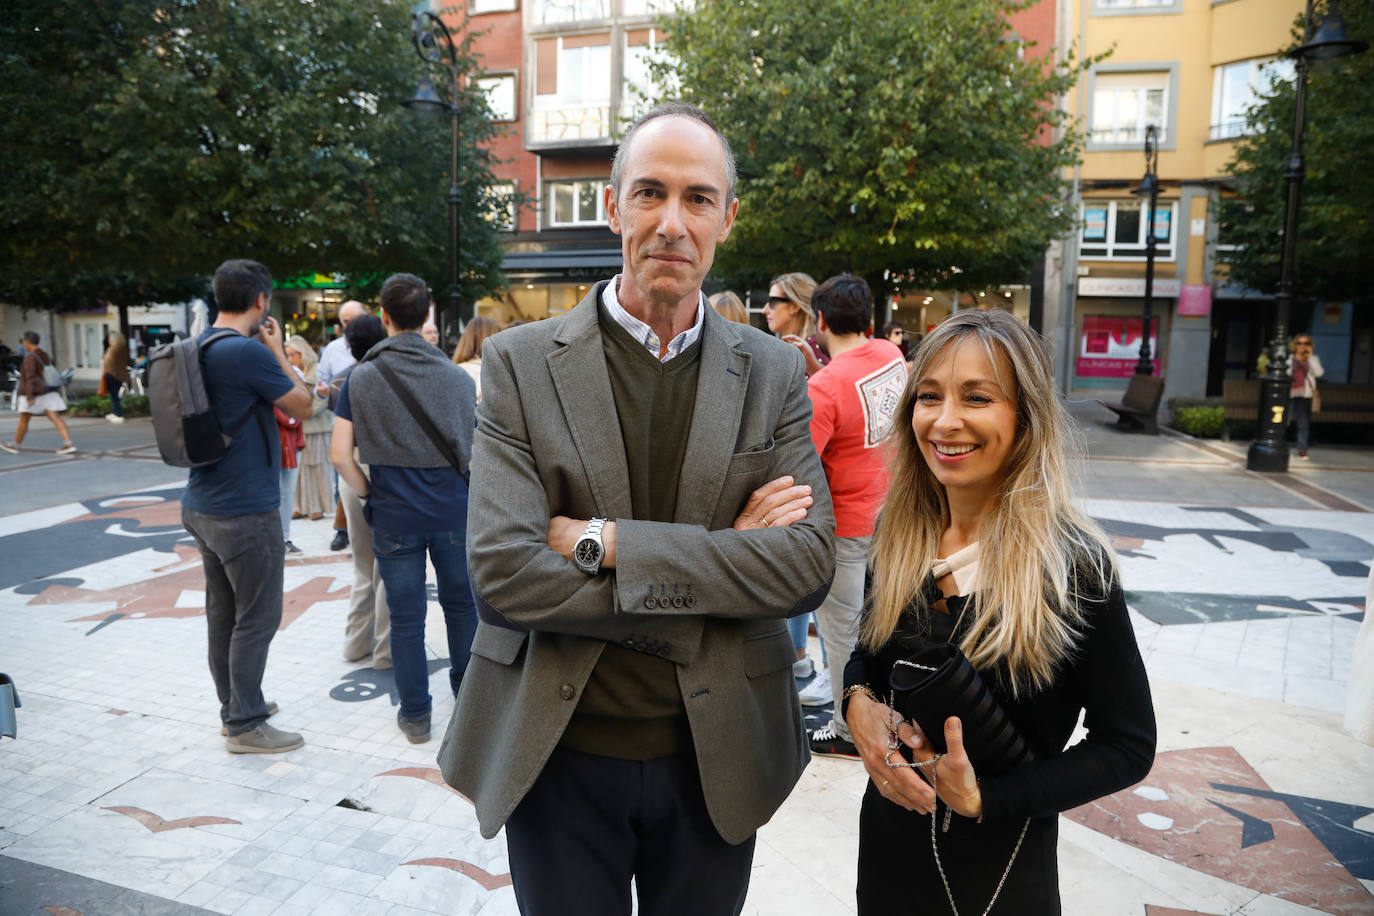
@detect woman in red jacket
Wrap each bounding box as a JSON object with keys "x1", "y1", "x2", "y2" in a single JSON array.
[{"x1": 1, "y1": 331, "x2": 76, "y2": 455}]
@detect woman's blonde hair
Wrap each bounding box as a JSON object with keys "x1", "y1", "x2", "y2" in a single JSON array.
[
  {"x1": 770, "y1": 272, "x2": 817, "y2": 339},
  {"x1": 285, "y1": 334, "x2": 318, "y2": 384},
  {"x1": 106, "y1": 330, "x2": 127, "y2": 350},
  {"x1": 452, "y1": 316, "x2": 500, "y2": 364},
  {"x1": 709, "y1": 291, "x2": 749, "y2": 325},
  {"x1": 863, "y1": 308, "x2": 1116, "y2": 696}
]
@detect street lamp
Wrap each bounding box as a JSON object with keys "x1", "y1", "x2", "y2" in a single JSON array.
[
  {"x1": 1133, "y1": 124, "x2": 1161, "y2": 377},
  {"x1": 402, "y1": 11, "x2": 468, "y2": 330},
  {"x1": 1246, "y1": 0, "x2": 1367, "y2": 472}
]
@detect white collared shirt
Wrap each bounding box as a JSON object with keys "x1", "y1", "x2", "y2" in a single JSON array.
[{"x1": 601, "y1": 275, "x2": 705, "y2": 362}]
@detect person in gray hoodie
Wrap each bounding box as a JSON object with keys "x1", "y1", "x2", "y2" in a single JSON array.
[{"x1": 330, "y1": 273, "x2": 477, "y2": 744}]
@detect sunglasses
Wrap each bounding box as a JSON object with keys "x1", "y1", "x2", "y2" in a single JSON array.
[
  {"x1": 765, "y1": 296, "x2": 792, "y2": 307},
  {"x1": 1294, "y1": 339, "x2": 1313, "y2": 346}
]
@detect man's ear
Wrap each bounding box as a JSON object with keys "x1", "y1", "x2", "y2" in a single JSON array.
[
  {"x1": 379, "y1": 307, "x2": 393, "y2": 329},
  {"x1": 604, "y1": 184, "x2": 622, "y2": 235},
  {"x1": 816, "y1": 311, "x2": 829, "y2": 334},
  {"x1": 717, "y1": 196, "x2": 739, "y2": 244}
]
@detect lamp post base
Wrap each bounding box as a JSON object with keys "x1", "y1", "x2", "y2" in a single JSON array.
[{"x1": 1245, "y1": 374, "x2": 1292, "y2": 473}]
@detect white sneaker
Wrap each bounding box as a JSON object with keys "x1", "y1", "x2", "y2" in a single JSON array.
[
  {"x1": 792, "y1": 656, "x2": 814, "y2": 679},
  {"x1": 798, "y1": 669, "x2": 833, "y2": 706},
  {"x1": 106, "y1": 413, "x2": 125, "y2": 423}
]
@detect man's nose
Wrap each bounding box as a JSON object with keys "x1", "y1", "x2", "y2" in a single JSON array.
[{"x1": 656, "y1": 196, "x2": 687, "y2": 240}]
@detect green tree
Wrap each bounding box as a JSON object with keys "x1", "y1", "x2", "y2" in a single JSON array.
[
  {"x1": 1218, "y1": 3, "x2": 1374, "y2": 307},
  {"x1": 0, "y1": 0, "x2": 510, "y2": 314},
  {"x1": 652, "y1": 0, "x2": 1093, "y2": 297}
]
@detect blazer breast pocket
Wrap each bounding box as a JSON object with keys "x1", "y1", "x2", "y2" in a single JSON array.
[
  {"x1": 725, "y1": 441, "x2": 774, "y2": 479},
  {"x1": 716, "y1": 441, "x2": 775, "y2": 520}
]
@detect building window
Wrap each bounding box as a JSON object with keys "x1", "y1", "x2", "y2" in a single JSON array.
[
  {"x1": 471, "y1": 0, "x2": 517, "y2": 12},
  {"x1": 531, "y1": 0, "x2": 607, "y2": 25},
  {"x1": 532, "y1": 34, "x2": 612, "y2": 142},
  {"x1": 546, "y1": 179, "x2": 607, "y2": 227},
  {"x1": 476, "y1": 73, "x2": 518, "y2": 122},
  {"x1": 1211, "y1": 57, "x2": 1295, "y2": 141},
  {"x1": 69, "y1": 319, "x2": 112, "y2": 370},
  {"x1": 1092, "y1": 0, "x2": 1182, "y2": 14},
  {"x1": 623, "y1": 28, "x2": 668, "y2": 120},
  {"x1": 1080, "y1": 200, "x2": 1177, "y2": 261},
  {"x1": 1091, "y1": 71, "x2": 1169, "y2": 146},
  {"x1": 488, "y1": 181, "x2": 518, "y2": 231}
]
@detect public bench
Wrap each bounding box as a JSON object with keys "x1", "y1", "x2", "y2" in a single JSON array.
[
  {"x1": 1221, "y1": 379, "x2": 1374, "y2": 440},
  {"x1": 1098, "y1": 374, "x2": 1165, "y2": 435}
]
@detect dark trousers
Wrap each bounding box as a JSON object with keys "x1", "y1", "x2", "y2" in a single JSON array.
[
  {"x1": 103, "y1": 373, "x2": 123, "y2": 416},
  {"x1": 181, "y1": 506, "x2": 284, "y2": 736},
  {"x1": 505, "y1": 746, "x2": 755, "y2": 916},
  {"x1": 1291, "y1": 394, "x2": 1313, "y2": 452}
]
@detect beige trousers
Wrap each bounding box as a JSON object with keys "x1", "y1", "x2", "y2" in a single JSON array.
[{"x1": 339, "y1": 473, "x2": 391, "y2": 668}]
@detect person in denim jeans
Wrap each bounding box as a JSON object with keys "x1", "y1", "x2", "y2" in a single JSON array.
[{"x1": 331, "y1": 273, "x2": 478, "y2": 743}]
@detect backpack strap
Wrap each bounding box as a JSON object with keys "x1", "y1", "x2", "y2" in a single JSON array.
[
  {"x1": 373, "y1": 360, "x2": 469, "y2": 482},
  {"x1": 201, "y1": 329, "x2": 275, "y2": 465}
]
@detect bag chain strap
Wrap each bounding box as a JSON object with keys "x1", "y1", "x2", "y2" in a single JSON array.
[{"x1": 885, "y1": 695, "x2": 1031, "y2": 916}]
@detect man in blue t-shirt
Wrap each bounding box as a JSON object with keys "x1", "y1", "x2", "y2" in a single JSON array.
[
  {"x1": 182, "y1": 259, "x2": 314, "y2": 754},
  {"x1": 330, "y1": 272, "x2": 477, "y2": 745}
]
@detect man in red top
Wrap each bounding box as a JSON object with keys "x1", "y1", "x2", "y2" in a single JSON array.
[{"x1": 800, "y1": 274, "x2": 907, "y2": 758}]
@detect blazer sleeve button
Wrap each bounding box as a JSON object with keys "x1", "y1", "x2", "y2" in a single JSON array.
[
  {"x1": 559, "y1": 683, "x2": 576, "y2": 701},
  {"x1": 622, "y1": 639, "x2": 635, "y2": 648}
]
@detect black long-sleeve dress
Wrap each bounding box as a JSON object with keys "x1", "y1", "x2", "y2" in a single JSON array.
[{"x1": 845, "y1": 566, "x2": 1156, "y2": 915}]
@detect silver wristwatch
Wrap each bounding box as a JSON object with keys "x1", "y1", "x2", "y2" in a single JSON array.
[{"x1": 573, "y1": 517, "x2": 608, "y2": 575}]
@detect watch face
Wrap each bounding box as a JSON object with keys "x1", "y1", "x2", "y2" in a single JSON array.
[{"x1": 574, "y1": 537, "x2": 602, "y2": 568}]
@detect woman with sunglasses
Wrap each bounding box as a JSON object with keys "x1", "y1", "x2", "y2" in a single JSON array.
[
  {"x1": 765, "y1": 272, "x2": 829, "y2": 375},
  {"x1": 1289, "y1": 335, "x2": 1323, "y2": 460}
]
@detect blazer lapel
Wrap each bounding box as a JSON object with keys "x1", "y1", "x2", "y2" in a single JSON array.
[
  {"x1": 547, "y1": 284, "x2": 634, "y2": 521},
  {"x1": 675, "y1": 308, "x2": 750, "y2": 527}
]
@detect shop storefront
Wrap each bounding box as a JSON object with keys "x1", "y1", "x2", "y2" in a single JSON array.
[{"x1": 1073, "y1": 276, "x2": 1179, "y2": 391}]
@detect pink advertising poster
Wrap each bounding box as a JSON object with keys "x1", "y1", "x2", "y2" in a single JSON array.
[
  {"x1": 1177, "y1": 284, "x2": 1212, "y2": 317},
  {"x1": 1077, "y1": 316, "x2": 1160, "y2": 378}
]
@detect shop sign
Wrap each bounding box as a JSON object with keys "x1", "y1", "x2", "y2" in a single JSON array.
[
  {"x1": 1078, "y1": 276, "x2": 1182, "y2": 298},
  {"x1": 1077, "y1": 315, "x2": 1160, "y2": 379},
  {"x1": 1177, "y1": 284, "x2": 1212, "y2": 317}
]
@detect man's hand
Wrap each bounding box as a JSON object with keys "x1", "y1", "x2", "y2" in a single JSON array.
[
  {"x1": 733, "y1": 476, "x2": 813, "y2": 530},
  {"x1": 257, "y1": 316, "x2": 286, "y2": 355},
  {"x1": 548, "y1": 517, "x2": 618, "y2": 569}
]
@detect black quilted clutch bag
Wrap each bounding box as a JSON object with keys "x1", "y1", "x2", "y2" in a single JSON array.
[{"x1": 888, "y1": 642, "x2": 1033, "y2": 778}]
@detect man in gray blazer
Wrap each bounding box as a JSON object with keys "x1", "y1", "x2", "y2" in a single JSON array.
[{"x1": 438, "y1": 102, "x2": 835, "y2": 915}]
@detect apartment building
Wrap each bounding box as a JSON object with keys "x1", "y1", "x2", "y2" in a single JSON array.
[{"x1": 1056, "y1": 0, "x2": 1314, "y2": 399}]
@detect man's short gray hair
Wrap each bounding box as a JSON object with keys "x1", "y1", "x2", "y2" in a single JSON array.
[{"x1": 610, "y1": 102, "x2": 737, "y2": 205}]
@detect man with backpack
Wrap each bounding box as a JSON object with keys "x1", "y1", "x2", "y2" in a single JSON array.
[
  {"x1": 180, "y1": 259, "x2": 313, "y2": 754},
  {"x1": 330, "y1": 273, "x2": 477, "y2": 745}
]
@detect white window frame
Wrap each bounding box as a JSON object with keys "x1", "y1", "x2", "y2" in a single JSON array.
[
  {"x1": 1079, "y1": 200, "x2": 1178, "y2": 262},
  {"x1": 623, "y1": 28, "x2": 669, "y2": 120},
  {"x1": 476, "y1": 72, "x2": 518, "y2": 123},
  {"x1": 69, "y1": 318, "x2": 113, "y2": 370},
  {"x1": 1091, "y1": 0, "x2": 1182, "y2": 15},
  {"x1": 1085, "y1": 63, "x2": 1179, "y2": 151},
  {"x1": 1210, "y1": 56, "x2": 1296, "y2": 141},
  {"x1": 546, "y1": 178, "x2": 608, "y2": 227},
  {"x1": 470, "y1": 0, "x2": 517, "y2": 12},
  {"x1": 530, "y1": 0, "x2": 607, "y2": 26}
]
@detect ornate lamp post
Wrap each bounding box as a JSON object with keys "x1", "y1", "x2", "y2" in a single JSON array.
[
  {"x1": 1246, "y1": 0, "x2": 1367, "y2": 472},
  {"x1": 402, "y1": 10, "x2": 468, "y2": 330},
  {"x1": 1133, "y1": 124, "x2": 1161, "y2": 376}
]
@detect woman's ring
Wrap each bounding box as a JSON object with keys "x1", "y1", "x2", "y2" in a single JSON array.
[{"x1": 881, "y1": 779, "x2": 890, "y2": 788}]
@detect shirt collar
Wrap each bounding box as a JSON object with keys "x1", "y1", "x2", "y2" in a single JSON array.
[{"x1": 601, "y1": 275, "x2": 704, "y2": 362}]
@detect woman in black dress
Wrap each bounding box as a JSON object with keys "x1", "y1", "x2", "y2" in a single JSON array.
[{"x1": 843, "y1": 309, "x2": 1156, "y2": 915}]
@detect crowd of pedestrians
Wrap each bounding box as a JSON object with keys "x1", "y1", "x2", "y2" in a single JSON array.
[{"x1": 176, "y1": 102, "x2": 1158, "y2": 914}]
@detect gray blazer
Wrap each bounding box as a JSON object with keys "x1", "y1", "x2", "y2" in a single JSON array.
[{"x1": 437, "y1": 282, "x2": 836, "y2": 845}]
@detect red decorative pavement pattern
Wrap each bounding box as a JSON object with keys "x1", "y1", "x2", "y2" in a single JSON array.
[
  {"x1": 27, "y1": 555, "x2": 348, "y2": 631},
  {"x1": 378, "y1": 767, "x2": 474, "y2": 804},
  {"x1": 42, "y1": 907, "x2": 86, "y2": 916},
  {"x1": 102, "y1": 806, "x2": 242, "y2": 833},
  {"x1": 401, "y1": 858, "x2": 512, "y2": 891},
  {"x1": 1067, "y1": 747, "x2": 1369, "y2": 915},
  {"x1": 1144, "y1": 908, "x2": 1222, "y2": 916}
]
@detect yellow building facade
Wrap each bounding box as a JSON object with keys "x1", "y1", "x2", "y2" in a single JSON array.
[{"x1": 1056, "y1": 0, "x2": 1302, "y2": 397}]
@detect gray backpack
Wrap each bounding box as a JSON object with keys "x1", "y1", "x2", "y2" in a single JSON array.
[{"x1": 147, "y1": 330, "x2": 268, "y2": 468}]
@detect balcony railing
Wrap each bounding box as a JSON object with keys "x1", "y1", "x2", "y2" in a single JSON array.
[{"x1": 530, "y1": 104, "x2": 613, "y2": 144}]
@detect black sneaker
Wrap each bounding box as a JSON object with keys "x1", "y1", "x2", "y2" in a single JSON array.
[
  {"x1": 330, "y1": 530, "x2": 350, "y2": 551},
  {"x1": 284, "y1": 540, "x2": 303, "y2": 555},
  {"x1": 809, "y1": 721, "x2": 860, "y2": 760},
  {"x1": 397, "y1": 711, "x2": 431, "y2": 744}
]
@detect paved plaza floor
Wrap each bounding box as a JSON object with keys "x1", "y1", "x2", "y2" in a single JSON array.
[{"x1": 0, "y1": 408, "x2": 1372, "y2": 916}]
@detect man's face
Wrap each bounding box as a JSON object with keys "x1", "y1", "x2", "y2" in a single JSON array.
[
  {"x1": 338, "y1": 302, "x2": 365, "y2": 331},
  {"x1": 605, "y1": 116, "x2": 738, "y2": 313}
]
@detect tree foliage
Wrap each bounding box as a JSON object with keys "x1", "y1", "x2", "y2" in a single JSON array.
[
  {"x1": 0, "y1": 0, "x2": 510, "y2": 311},
  {"x1": 654, "y1": 0, "x2": 1092, "y2": 296},
  {"x1": 1218, "y1": 3, "x2": 1374, "y2": 306}
]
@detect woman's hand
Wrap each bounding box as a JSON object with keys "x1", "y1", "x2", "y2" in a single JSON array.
[
  {"x1": 909, "y1": 716, "x2": 983, "y2": 819},
  {"x1": 848, "y1": 693, "x2": 937, "y2": 814},
  {"x1": 733, "y1": 476, "x2": 812, "y2": 530},
  {"x1": 780, "y1": 334, "x2": 824, "y2": 377}
]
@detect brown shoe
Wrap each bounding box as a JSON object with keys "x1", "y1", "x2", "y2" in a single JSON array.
[
  {"x1": 397, "y1": 712, "x2": 431, "y2": 744},
  {"x1": 221, "y1": 701, "x2": 279, "y2": 736}
]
